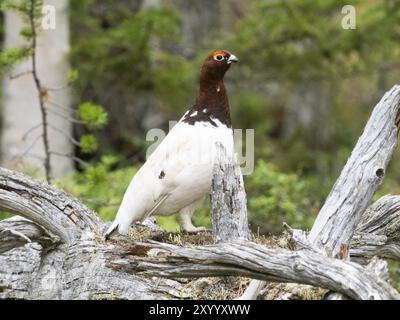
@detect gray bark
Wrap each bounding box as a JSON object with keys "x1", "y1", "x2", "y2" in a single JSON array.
[
  {"x1": 211, "y1": 143, "x2": 250, "y2": 243},
  {"x1": 0, "y1": 166, "x2": 400, "y2": 299},
  {"x1": 0, "y1": 216, "x2": 58, "y2": 255},
  {"x1": 0, "y1": 237, "x2": 184, "y2": 299},
  {"x1": 350, "y1": 194, "x2": 400, "y2": 262},
  {"x1": 0, "y1": 168, "x2": 183, "y2": 299},
  {"x1": 0, "y1": 167, "x2": 102, "y2": 244}
]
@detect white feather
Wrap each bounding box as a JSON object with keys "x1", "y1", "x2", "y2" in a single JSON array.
[{"x1": 109, "y1": 118, "x2": 233, "y2": 235}]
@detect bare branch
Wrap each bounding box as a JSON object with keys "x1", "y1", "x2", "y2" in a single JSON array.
[
  {"x1": 22, "y1": 123, "x2": 42, "y2": 141},
  {"x1": 0, "y1": 164, "x2": 399, "y2": 299},
  {"x1": 28, "y1": 0, "x2": 51, "y2": 182},
  {"x1": 18, "y1": 134, "x2": 43, "y2": 158},
  {"x1": 44, "y1": 82, "x2": 73, "y2": 92},
  {"x1": 9, "y1": 70, "x2": 33, "y2": 80},
  {"x1": 49, "y1": 151, "x2": 89, "y2": 167},
  {"x1": 46, "y1": 107, "x2": 84, "y2": 124},
  {"x1": 47, "y1": 100, "x2": 76, "y2": 114},
  {"x1": 47, "y1": 124, "x2": 81, "y2": 147},
  {"x1": 308, "y1": 85, "x2": 400, "y2": 256}
]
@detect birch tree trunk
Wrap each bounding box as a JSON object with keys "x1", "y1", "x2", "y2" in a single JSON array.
[{"x1": 1, "y1": 0, "x2": 73, "y2": 178}]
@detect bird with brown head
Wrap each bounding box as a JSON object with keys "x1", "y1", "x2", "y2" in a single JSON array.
[{"x1": 105, "y1": 50, "x2": 239, "y2": 239}]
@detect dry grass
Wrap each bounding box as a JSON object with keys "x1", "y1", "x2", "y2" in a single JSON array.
[{"x1": 263, "y1": 283, "x2": 328, "y2": 300}]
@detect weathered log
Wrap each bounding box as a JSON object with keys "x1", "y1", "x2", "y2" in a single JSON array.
[
  {"x1": 1, "y1": 87, "x2": 400, "y2": 300},
  {"x1": 211, "y1": 142, "x2": 250, "y2": 243},
  {"x1": 350, "y1": 195, "x2": 400, "y2": 262},
  {"x1": 308, "y1": 85, "x2": 400, "y2": 256},
  {"x1": 0, "y1": 216, "x2": 58, "y2": 255},
  {"x1": 238, "y1": 84, "x2": 400, "y2": 299},
  {"x1": 305, "y1": 86, "x2": 400, "y2": 301},
  {"x1": 0, "y1": 167, "x2": 103, "y2": 243},
  {"x1": 325, "y1": 257, "x2": 391, "y2": 300},
  {"x1": 1, "y1": 166, "x2": 399, "y2": 299},
  {"x1": 0, "y1": 235, "x2": 185, "y2": 299},
  {"x1": 0, "y1": 168, "x2": 184, "y2": 299},
  {"x1": 106, "y1": 240, "x2": 399, "y2": 300}
]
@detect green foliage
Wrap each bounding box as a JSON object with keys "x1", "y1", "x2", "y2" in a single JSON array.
[
  {"x1": 1, "y1": 0, "x2": 43, "y2": 39},
  {"x1": 152, "y1": 53, "x2": 198, "y2": 115},
  {"x1": 71, "y1": 1, "x2": 181, "y2": 91},
  {"x1": 79, "y1": 134, "x2": 98, "y2": 154},
  {"x1": 55, "y1": 155, "x2": 137, "y2": 221},
  {"x1": 67, "y1": 68, "x2": 79, "y2": 82},
  {"x1": 56, "y1": 158, "x2": 319, "y2": 233},
  {"x1": 1, "y1": 0, "x2": 109, "y2": 172},
  {"x1": 0, "y1": 1, "x2": 37, "y2": 72},
  {"x1": 78, "y1": 102, "x2": 108, "y2": 130},
  {"x1": 68, "y1": 0, "x2": 190, "y2": 155},
  {"x1": 0, "y1": 0, "x2": 45, "y2": 76},
  {"x1": 0, "y1": 47, "x2": 30, "y2": 74},
  {"x1": 77, "y1": 102, "x2": 108, "y2": 156},
  {"x1": 230, "y1": 0, "x2": 400, "y2": 82},
  {"x1": 246, "y1": 160, "x2": 318, "y2": 233}
]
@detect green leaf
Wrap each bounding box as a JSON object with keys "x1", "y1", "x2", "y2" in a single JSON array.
[
  {"x1": 100, "y1": 154, "x2": 120, "y2": 168},
  {"x1": 78, "y1": 102, "x2": 108, "y2": 130},
  {"x1": 80, "y1": 134, "x2": 98, "y2": 154},
  {"x1": 20, "y1": 26, "x2": 33, "y2": 40},
  {"x1": 67, "y1": 69, "x2": 79, "y2": 82},
  {"x1": 0, "y1": 47, "x2": 30, "y2": 73}
]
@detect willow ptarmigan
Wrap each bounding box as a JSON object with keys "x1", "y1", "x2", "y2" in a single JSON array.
[{"x1": 105, "y1": 50, "x2": 239, "y2": 239}]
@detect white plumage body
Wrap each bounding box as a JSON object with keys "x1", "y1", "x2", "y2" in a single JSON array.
[{"x1": 109, "y1": 117, "x2": 234, "y2": 235}]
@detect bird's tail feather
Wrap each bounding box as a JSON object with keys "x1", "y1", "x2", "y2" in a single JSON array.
[{"x1": 104, "y1": 221, "x2": 119, "y2": 240}]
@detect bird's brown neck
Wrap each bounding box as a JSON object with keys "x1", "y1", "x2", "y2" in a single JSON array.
[
  {"x1": 198, "y1": 77, "x2": 227, "y2": 104},
  {"x1": 182, "y1": 72, "x2": 232, "y2": 128}
]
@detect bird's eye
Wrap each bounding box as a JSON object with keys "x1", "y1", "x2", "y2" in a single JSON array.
[{"x1": 214, "y1": 55, "x2": 224, "y2": 61}]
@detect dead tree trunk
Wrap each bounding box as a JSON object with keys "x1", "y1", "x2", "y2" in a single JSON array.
[
  {"x1": 1, "y1": 86, "x2": 400, "y2": 299},
  {"x1": 240, "y1": 84, "x2": 400, "y2": 299},
  {"x1": 211, "y1": 142, "x2": 250, "y2": 243},
  {"x1": 308, "y1": 86, "x2": 400, "y2": 256}
]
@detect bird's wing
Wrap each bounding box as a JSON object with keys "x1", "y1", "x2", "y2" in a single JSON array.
[
  {"x1": 113, "y1": 121, "x2": 202, "y2": 231},
  {"x1": 142, "y1": 193, "x2": 170, "y2": 219}
]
